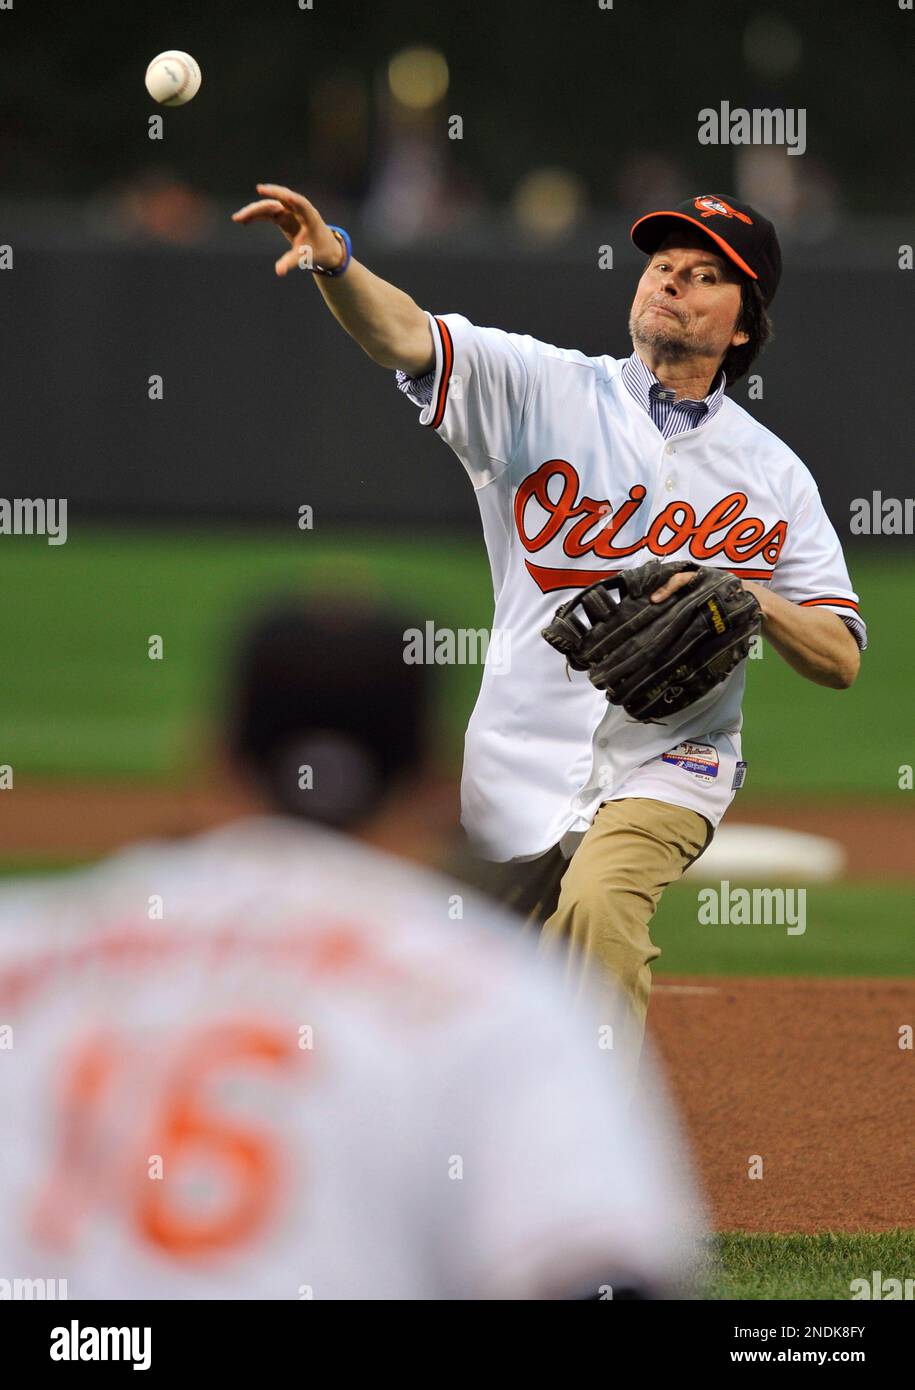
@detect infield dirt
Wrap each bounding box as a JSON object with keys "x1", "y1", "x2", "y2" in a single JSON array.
[{"x1": 649, "y1": 976, "x2": 915, "y2": 1233}]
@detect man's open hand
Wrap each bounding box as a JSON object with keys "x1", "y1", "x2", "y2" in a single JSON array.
[{"x1": 231, "y1": 183, "x2": 345, "y2": 277}]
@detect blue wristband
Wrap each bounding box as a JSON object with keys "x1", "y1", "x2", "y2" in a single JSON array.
[{"x1": 313, "y1": 224, "x2": 352, "y2": 278}]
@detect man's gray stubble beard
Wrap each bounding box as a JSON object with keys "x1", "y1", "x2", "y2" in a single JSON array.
[{"x1": 629, "y1": 312, "x2": 695, "y2": 361}]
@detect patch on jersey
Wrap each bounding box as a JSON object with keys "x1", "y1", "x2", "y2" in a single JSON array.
[
  {"x1": 661, "y1": 741, "x2": 719, "y2": 782},
  {"x1": 731, "y1": 760, "x2": 748, "y2": 791}
]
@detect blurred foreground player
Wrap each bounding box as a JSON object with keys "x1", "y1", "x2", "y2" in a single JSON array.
[{"x1": 0, "y1": 602, "x2": 704, "y2": 1299}]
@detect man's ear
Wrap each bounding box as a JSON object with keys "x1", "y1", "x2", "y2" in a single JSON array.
[{"x1": 731, "y1": 325, "x2": 750, "y2": 348}]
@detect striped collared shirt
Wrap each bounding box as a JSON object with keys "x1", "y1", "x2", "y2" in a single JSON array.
[
  {"x1": 396, "y1": 350, "x2": 726, "y2": 440},
  {"x1": 620, "y1": 352, "x2": 726, "y2": 439},
  {"x1": 395, "y1": 366, "x2": 436, "y2": 405}
]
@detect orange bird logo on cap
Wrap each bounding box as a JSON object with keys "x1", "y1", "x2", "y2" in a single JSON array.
[{"x1": 694, "y1": 195, "x2": 753, "y2": 223}]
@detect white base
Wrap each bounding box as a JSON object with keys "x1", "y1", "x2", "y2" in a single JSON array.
[{"x1": 683, "y1": 823, "x2": 845, "y2": 882}]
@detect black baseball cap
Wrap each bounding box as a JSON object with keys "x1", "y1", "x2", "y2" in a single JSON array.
[
  {"x1": 630, "y1": 194, "x2": 782, "y2": 306},
  {"x1": 227, "y1": 598, "x2": 427, "y2": 827}
]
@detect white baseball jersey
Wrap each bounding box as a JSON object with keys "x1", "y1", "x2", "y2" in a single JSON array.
[
  {"x1": 399, "y1": 312, "x2": 866, "y2": 862},
  {"x1": 0, "y1": 818, "x2": 703, "y2": 1300}
]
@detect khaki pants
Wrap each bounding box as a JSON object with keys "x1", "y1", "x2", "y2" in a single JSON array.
[{"x1": 467, "y1": 797, "x2": 711, "y2": 1060}]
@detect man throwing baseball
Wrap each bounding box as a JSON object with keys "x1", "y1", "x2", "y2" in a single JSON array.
[{"x1": 233, "y1": 186, "x2": 865, "y2": 1063}]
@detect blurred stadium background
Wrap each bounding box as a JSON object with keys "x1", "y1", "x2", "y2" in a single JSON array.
[{"x1": 1, "y1": 0, "x2": 913, "y2": 1296}]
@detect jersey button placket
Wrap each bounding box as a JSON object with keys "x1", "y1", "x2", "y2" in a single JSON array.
[{"x1": 650, "y1": 441, "x2": 676, "y2": 512}]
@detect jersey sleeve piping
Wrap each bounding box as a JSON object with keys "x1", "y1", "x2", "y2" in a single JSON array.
[
  {"x1": 419, "y1": 313, "x2": 541, "y2": 470},
  {"x1": 798, "y1": 596, "x2": 861, "y2": 613},
  {"x1": 425, "y1": 315, "x2": 455, "y2": 432}
]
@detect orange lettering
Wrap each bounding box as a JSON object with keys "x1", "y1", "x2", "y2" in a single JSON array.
[
  {"x1": 32, "y1": 1020, "x2": 299, "y2": 1262},
  {"x1": 136, "y1": 1024, "x2": 296, "y2": 1257},
  {"x1": 513, "y1": 463, "x2": 788, "y2": 578},
  {"x1": 645, "y1": 502, "x2": 698, "y2": 556},
  {"x1": 689, "y1": 493, "x2": 748, "y2": 560},
  {"x1": 513, "y1": 460, "x2": 581, "y2": 552}
]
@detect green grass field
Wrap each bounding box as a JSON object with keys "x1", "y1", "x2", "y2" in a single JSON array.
[
  {"x1": 703, "y1": 1232, "x2": 915, "y2": 1300},
  {"x1": 0, "y1": 529, "x2": 910, "y2": 793},
  {"x1": 1, "y1": 527, "x2": 912, "y2": 1300},
  {"x1": 651, "y1": 883, "x2": 913, "y2": 976}
]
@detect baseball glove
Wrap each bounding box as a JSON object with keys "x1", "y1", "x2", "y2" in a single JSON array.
[{"x1": 541, "y1": 558, "x2": 761, "y2": 722}]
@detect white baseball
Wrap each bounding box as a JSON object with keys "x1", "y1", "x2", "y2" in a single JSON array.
[{"x1": 145, "y1": 51, "x2": 202, "y2": 107}]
